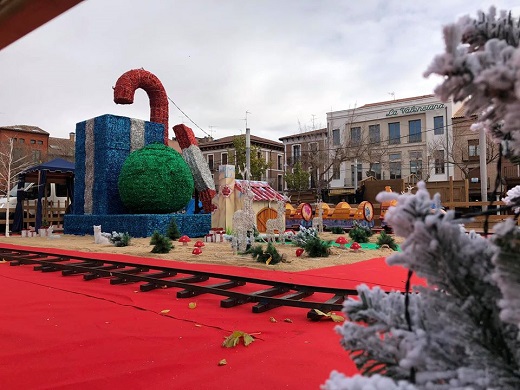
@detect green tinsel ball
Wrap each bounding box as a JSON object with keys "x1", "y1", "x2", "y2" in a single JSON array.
[{"x1": 118, "y1": 143, "x2": 194, "y2": 213}]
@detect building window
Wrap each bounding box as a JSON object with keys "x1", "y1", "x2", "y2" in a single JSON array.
[
  {"x1": 19, "y1": 138, "x2": 25, "y2": 144},
  {"x1": 408, "y1": 119, "x2": 422, "y2": 143},
  {"x1": 332, "y1": 129, "x2": 340, "y2": 146},
  {"x1": 410, "y1": 150, "x2": 422, "y2": 179},
  {"x1": 310, "y1": 168, "x2": 318, "y2": 188},
  {"x1": 277, "y1": 174, "x2": 283, "y2": 191},
  {"x1": 332, "y1": 162, "x2": 340, "y2": 180},
  {"x1": 350, "y1": 127, "x2": 361, "y2": 146},
  {"x1": 208, "y1": 154, "x2": 214, "y2": 171},
  {"x1": 292, "y1": 145, "x2": 301, "y2": 164},
  {"x1": 369, "y1": 124, "x2": 380, "y2": 145},
  {"x1": 37, "y1": 140, "x2": 43, "y2": 145},
  {"x1": 350, "y1": 163, "x2": 362, "y2": 186},
  {"x1": 389, "y1": 162, "x2": 402, "y2": 179},
  {"x1": 434, "y1": 116, "x2": 444, "y2": 135},
  {"x1": 388, "y1": 122, "x2": 400, "y2": 144},
  {"x1": 222, "y1": 152, "x2": 228, "y2": 165},
  {"x1": 389, "y1": 152, "x2": 401, "y2": 161},
  {"x1": 30, "y1": 139, "x2": 36, "y2": 144},
  {"x1": 434, "y1": 150, "x2": 445, "y2": 174},
  {"x1": 32, "y1": 150, "x2": 41, "y2": 162},
  {"x1": 309, "y1": 142, "x2": 318, "y2": 152},
  {"x1": 367, "y1": 163, "x2": 382, "y2": 180},
  {"x1": 468, "y1": 140, "x2": 480, "y2": 159},
  {"x1": 410, "y1": 160, "x2": 422, "y2": 179},
  {"x1": 277, "y1": 154, "x2": 283, "y2": 170}
]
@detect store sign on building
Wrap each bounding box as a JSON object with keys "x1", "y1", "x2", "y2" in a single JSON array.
[{"x1": 386, "y1": 103, "x2": 445, "y2": 117}]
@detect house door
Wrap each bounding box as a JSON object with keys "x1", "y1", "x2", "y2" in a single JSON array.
[{"x1": 256, "y1": 207, "x2": 277, "y2": 233}]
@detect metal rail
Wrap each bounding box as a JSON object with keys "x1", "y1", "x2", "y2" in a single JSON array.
[{"x1": 0, "y1": 247, "x2": 357, "y2": 315}]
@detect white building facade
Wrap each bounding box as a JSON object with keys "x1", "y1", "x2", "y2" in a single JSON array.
[{"x1": 326, "y1": 94, "x2": 459, "y2": 193}]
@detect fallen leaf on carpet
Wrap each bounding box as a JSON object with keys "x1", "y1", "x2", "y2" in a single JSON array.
[
  {"x1": 269, "y1": 317, "x2": 277, "y2": 323},
  {"x1": 284, "y1": 318, "x2": 293, "y2": 323},
  {"x1": 309, "y1": 309, "x2": 345, "y2": 322},
  {"x1": 222, "y1": 330, "x2": 255, "y2": 348},
  {"x1": 218, "y1": 359, "x2": 227, "y2": 366},
  {"x1": 330, "y1": 313, "x2": 344, "y2": 322},
  {"x1": 159, "y1": 309, "x2": 170, "y2": 315},
  {"x1": 188, "y1": 302, "x2": 197, "y2": 309}
]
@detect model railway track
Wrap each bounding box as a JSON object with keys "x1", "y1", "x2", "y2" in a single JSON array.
[{"x1": 0, "y1": 247, "x2": 357, "y2": 315}]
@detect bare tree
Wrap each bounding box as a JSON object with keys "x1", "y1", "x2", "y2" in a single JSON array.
[
  {"x1": 427, "y1": 131, "x2": 499, "y2": 180},
  {"x1": 0, "y1": 137, "x2": 33, "y2": 236},
  {"x1": 343, "y1": 130, "x2": 391, "y2": 179},
  {"x1": 302, "y1": 145, "x2": 344, "y2": 200}
]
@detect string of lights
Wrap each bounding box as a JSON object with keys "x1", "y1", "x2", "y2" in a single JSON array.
[{"x1": 167, "y1": 96, "x2": 212, "y2": 138}]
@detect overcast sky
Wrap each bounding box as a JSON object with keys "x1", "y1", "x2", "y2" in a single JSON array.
[{"x1": 1, "y1": 0, "x2": 519, "y2": 142}]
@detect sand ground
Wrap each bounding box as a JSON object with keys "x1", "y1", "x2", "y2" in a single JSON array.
[{"x1": 0, "y1": 232, "x2": 404, "y2": 272}]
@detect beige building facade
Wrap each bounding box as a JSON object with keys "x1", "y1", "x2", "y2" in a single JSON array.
[{"x1": 326, "y1": 94, "x2": 460, "y2": 195}]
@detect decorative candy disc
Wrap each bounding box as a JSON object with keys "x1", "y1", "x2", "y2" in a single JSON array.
[{"x1": 301, "y1": 203, "x2": 313, "y2": 222}]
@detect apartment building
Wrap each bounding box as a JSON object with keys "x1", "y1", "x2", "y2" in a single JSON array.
[
  {"x1": 452, "y1": 106, "x2": 520, "y2": 200},
  {"x1": 0, "y1": 125, "x2": 49, "y2": 194},
  {"x1": 326, "y1": 94, "x2": 459, "y2": 195},
  {"x1": 198, "y1": 134, "x2": 285, "y2": 192},
  {"x1": 279, "y1": 128, "x2": 327, "y2": 198}
]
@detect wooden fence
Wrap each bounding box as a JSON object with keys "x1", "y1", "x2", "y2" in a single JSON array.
[{"x1": 0, "y1": 199, "x2": 69, "y2": 232}]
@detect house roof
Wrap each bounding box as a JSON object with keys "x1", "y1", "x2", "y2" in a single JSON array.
[
  {"x1": 453, "y1": 105, "x2": 470, "y2": 119},
  {"x1": 48, "y1": 136, "x2": 74, "y2": 157},
  {"x1": 234, "y1": 179, "x2": 285, "y2": 201},
  {"x1": 278, "y1": 127, "x2": 327, "y2": 141},
  {"x1": 198, "y1": 134, "x2": 283, "y2": 151},
  {"x1": 0, "y1": 125, "x2": 49, "y2": 135}
]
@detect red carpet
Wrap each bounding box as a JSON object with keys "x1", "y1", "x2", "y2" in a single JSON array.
[{"x1": 0, "y1": 244, "x2": 421, "y2": 390}]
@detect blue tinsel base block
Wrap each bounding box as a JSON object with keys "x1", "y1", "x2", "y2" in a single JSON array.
[
  {"x1": 73, "y1": 114, "x2": 164, "y2": 215},
  {"x1": 64, "y1": 214, "x2": 211, "y2": 238}
]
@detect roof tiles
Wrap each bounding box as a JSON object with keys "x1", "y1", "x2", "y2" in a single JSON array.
[{"x1": 234, "y1": 179, "x2": 285, "y2": 201}]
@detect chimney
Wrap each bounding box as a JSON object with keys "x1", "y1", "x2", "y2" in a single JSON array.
[{"x1": 69, "y1": 132, "x2": 75, "y2": 142}]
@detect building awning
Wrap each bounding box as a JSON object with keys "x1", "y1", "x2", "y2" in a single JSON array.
[{"x1": 329, "y1": 188, "x2": 355, "y2": 195}]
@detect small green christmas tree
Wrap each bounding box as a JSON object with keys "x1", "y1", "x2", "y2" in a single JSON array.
[
  {"x1": 303, "y1": 236, "x2": 333, "y2": 258},
  {"x1": 247, "y1": 242, "x2": 284, "y2": 264},
  {"x1": 375, "y1": 231, "x2": 398, "y2": 251},
  {"x1": 167, "y1": 218, "x2": 181, "y2": 240},
  {"x1": 150, "y1": 231, "x2": 173, "y2": 253},
  {"x1": 348, "y1": 222, "x2": 372, "y2": 243}
]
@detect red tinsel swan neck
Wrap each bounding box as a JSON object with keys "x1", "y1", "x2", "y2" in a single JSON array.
[{"x1": 113, "y1": 68, "x2": 169, "y2": 144}]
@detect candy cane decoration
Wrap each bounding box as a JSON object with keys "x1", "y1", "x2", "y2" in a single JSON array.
[
  {"x1": 173, "y1": 124, "x2": 216, "y2": 213},
  {"x1": 113, "y1": 68, "x2": 169, "y2": 144}
]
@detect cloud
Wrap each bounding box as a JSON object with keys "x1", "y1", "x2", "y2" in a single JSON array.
[{"x1": 1, "y1": 0, "x2": 519, "y2": 142}]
